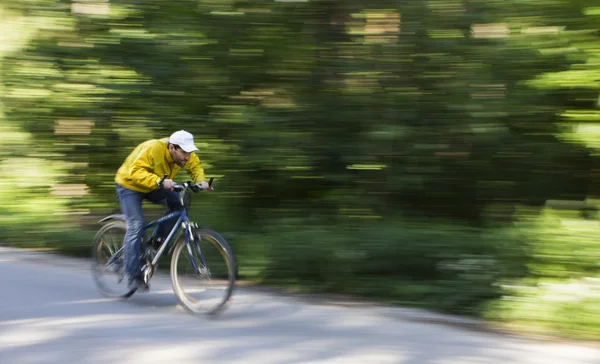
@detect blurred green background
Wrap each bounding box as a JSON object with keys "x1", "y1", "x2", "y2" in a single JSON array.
[{"x1": 1, "y1": 0, "x2": 599, "y2": 340}]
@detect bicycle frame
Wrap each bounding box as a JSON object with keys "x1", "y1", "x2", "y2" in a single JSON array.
[
  {"x1": 105, "y1": 187, "x2": 208, "y2": 273},
  {"x1": 145, "y1": 209, "x2": 186, "y2": 266},
  {"x1": 147, "y1": 204, "x2": 208, "y2": 272}
]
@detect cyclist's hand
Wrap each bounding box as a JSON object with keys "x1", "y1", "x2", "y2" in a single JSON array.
[
  {"x1": 196, "y1": 181, "x2": 210, "y2": 190},
  {"x1": 162, "y1": 179, "x2": 175, "y2": 190}
]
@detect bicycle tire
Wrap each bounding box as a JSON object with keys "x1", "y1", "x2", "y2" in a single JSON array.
[
  {"x1": 170, "y1": 228, "x2": 236, "y2": 315},
  {"x1": 91, "y1": 220, "x2": 137, "y2": 299}
]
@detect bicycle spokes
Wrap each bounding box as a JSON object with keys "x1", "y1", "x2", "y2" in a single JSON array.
[
  {"x1": 92, "y1": 222, "x2": 134, "y2": 298},
  {"x1": 105, "y1": 245, "x2": 124, "y2": 271}
]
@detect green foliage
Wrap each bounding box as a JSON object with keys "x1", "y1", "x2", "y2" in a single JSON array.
[
  {"x1": 483, "y1": 210, "x2": 600, "y2": 339},
  {"x1": 486, "y1": 282, "x2": 600, "y2": 340},
  {"x1": 261, "y1": 218, "x2": 530, "y2": 315}
]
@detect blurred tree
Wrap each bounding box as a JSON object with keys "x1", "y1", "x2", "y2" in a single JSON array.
[{"x1": 1, "y1": 0, "x2": 599, "y2": 224}]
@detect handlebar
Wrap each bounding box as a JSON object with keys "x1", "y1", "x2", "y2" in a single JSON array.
[
  {"x1": 157, "y1": 174, "x2": 214, "y2": 193},
  {"x1": 173, "y1": 177, "x2": 214, "y2": 193}
]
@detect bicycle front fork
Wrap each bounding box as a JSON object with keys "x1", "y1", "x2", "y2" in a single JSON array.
[{"x1": 184, "y1": 222, "x2": 208, "y2": 274}]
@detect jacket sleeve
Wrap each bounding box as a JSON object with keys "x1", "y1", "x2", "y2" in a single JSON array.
[
  {"x1": 185, "y1": 153, "x2": 206, "y2": 183},
  {"x1": 129, "y1": 143, "x2": 161, "y2": 189}
]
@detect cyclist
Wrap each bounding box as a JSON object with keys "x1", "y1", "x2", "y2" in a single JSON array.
[{"x1": 114, "y1": 130, "x2": 210, "y2": 290}]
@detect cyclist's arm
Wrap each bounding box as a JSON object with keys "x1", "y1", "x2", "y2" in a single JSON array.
[
  {"x1": 185, "y1": 153, "x2": 206, "y2": 184},
  {"x1": 129, "y1": 144, "x2": 162, "y2": 188}
]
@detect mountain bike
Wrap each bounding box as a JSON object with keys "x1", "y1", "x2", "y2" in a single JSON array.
[{"x1": 91, "y1": 176, "x2": 236, "y2": 315}]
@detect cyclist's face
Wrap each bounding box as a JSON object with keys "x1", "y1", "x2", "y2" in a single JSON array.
[{"x1": 169, "y1": 145, "x2": 191, "y2": 167}]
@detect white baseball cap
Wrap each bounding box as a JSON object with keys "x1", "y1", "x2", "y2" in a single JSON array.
[{"x1": 168, "y1": 130, "x2": 199, "y2": 153}]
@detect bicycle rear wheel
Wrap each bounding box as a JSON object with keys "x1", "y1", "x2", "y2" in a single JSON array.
[
  {"x1": 170, "y1": 228, "x2": 236, "y2": 315},
  {"x1": 91, "y1": 220, "x2": 136, "y2": 298}
]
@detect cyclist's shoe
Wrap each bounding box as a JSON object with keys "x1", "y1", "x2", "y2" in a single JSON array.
[{"x1": 128, "y1": 276, "x2": 149, "y2": 292}]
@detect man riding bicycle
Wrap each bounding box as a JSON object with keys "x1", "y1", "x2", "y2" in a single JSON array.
[{"x1": 114, "y1": 130, "x2": 210, "y2": 290}]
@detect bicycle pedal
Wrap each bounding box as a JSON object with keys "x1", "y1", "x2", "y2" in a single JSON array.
[{"x1": 141, "y1": 264, "x2": 153, "y2": 283}]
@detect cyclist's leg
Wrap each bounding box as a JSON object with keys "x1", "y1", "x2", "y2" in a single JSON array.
[
  {"x1": 145, "y1": 188, "x2": 182, "y2": 242},
  {"x1": 115, "y1": 184, "x2": 145, "y2": 283}
]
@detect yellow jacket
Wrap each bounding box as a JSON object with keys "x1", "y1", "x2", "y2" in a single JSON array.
[{"x1": 115, "y1": 138, "x2": 205, "y2": 193}]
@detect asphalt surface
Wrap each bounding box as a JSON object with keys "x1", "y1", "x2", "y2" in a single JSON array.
[{"x1": 0, "y1": 247, "x2": 598, "y2": 364}]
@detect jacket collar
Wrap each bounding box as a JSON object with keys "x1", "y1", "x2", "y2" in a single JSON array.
[{"x1": 162, "y1": 138, "x2": 175, "y2": 164}]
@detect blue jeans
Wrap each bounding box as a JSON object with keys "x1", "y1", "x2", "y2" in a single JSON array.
[{"x1": 115, "y1": 184, "x2": 182, "y2": 280}]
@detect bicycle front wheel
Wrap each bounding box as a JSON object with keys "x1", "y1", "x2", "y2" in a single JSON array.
[{"x1": 170, "y1": 229, "x2": 236, "y2": 315}]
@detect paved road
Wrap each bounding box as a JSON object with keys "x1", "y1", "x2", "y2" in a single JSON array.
[{"x1": 0, "y1": 247, "x2": 598, "y2": 364}]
